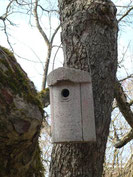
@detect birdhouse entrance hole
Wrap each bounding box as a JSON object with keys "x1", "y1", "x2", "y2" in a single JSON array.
[{"x1": 61, "y1": 89, "x2": 70, "y2": 97}]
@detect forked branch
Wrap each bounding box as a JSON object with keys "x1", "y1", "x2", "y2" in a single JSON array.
[{"x1": 33, "y1": 0, "x2": 60, "y2": 89}]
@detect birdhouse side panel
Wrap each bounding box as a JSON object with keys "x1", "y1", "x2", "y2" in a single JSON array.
[
  {"x1": 81, "y1": 83, "x2": 96, "y2": 142},
  {"x1": 49, "y1": 86, "x2": 54, "y2": 138},
  {"x1": 51, "y1": 82, "x2": 83, "y2": 143}
]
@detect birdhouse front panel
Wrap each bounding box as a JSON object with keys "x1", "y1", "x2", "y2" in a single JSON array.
[
  {"x1": 48, "y1": 67, "x2": 96, "y2": 143},
  {"x1": 50, "y1": 81, "x2": 83, "y2": 143}
]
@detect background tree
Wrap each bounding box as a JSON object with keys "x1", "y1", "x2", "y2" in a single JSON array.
[{"x1": 49, "y1": 0, "x2": 118, "y2": 176}]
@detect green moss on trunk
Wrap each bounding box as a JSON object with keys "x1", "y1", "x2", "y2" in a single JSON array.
[
  {"x1": 0, "y1": 46, "x2": 43, "y2": 113},
  {"x1": 0, "y1": 46, "x2": 45, "y2": 176}
]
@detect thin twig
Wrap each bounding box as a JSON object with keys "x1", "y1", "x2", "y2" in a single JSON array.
[
  {"x1": 52, "y1": 43, "x2": 62, "y2": 70},
  {"x1": 119, "y1": 74, "x2": 133, "y2": 82},
  {"x1": 3, "y1": 21, "x2": 14, "y2": 52},
  {"x1": 118, "y1": 6, "x2": 133, "y2": 23},
  {"x1": 38, "y1": 5, "x2": 59, "y2": 14}
]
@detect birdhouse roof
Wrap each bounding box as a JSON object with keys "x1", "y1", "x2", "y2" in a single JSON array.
[{"x1": 47, "y1": 67, "x2": 91, "y2": 86}]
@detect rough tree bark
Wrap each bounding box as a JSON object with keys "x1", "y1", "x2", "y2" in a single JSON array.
[
  {"x1": 0, "y1": 47, "x2": 45, "y2": 177},
  {"x1": 49, "y1": 0, "x2": 118, "y2": 176}
]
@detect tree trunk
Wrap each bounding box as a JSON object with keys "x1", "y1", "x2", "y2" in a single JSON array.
[
  {"x1": 49, "y1": 0, "x2": 118, "y2": 176},
  {"x1": 0, "y1": 47, "x2": 45, "y2": 177}
]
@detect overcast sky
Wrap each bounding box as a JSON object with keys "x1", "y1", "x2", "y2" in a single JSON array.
[{"x1": 0, "y1": 0, "x2": 133, "y2": 90}]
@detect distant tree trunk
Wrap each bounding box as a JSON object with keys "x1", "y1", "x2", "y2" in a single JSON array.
[
  {"x1": 0, "y1": 47, "x2": 45, "y2": 177},
  {"x1": 49, "y1": 0, "x2": 118, "y2": 176}
]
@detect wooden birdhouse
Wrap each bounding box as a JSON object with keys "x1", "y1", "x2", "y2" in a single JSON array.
[{"x1": 47, "y1": 67, "x2": 96, "y2": 143}]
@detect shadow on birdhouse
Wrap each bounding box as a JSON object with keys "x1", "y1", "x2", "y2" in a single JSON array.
[{"x1": 47, "y1": 67, "x2": 96, "y2": 143}]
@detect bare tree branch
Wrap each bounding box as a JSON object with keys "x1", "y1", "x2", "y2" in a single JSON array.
[
  {"x1": 114, "y1": 80, "x2": 133, "y2": 148},
  {"x1": 15, "y1": 0, "x2": 32, "y2": 6},
  {"x1": 118, "y1": 41, "x2": 130, "y2": 65},
  {"x1": 52, "y1": 43, "x2": 62, "y2": 70},
  {"x1": 33, "y1": 0, "x2": 60, "y2": 89},
  {"x1": 41, "y1": 45, "x2": 52, "y2": 89},
  {"x1": 4, "y1": 0, "x2": 15, "y2": 17},
  {"x1": 50, "y1": 24, "x2": 60, "y2": 44},
  {"x1": 119, "y1": 74, "x2": 133, "y2": 82},
  {"x1": 33, "y1": 0, "x2": 50, "y2": 47},
  {"x1": 41, "y1": 24, "x2": 60, "y2": 89},
  {"x1": 3, "y1": 21, "x2": 14, "y2": 52},
  {"x1": 118, "y1": 6, "x2": 133, "y2": 23},
  {"x1": 114, "y1": 128, "x2": 133, "y2": 148},
  {"x1": 33, "y1": 0, "x2": 51, "y2": 89},
  {"x1": 0, "y1": 0, "x2": 15, "y2": 21},
  {"x1": 38, "y1": 5, "x2": 58, "y2": 14},
  {"x1": 114, "y1": 80, "x2": 133, "y2": 128},
  {"x1": 0, "y1": 16, "x2": 5, "y2": 21}
]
